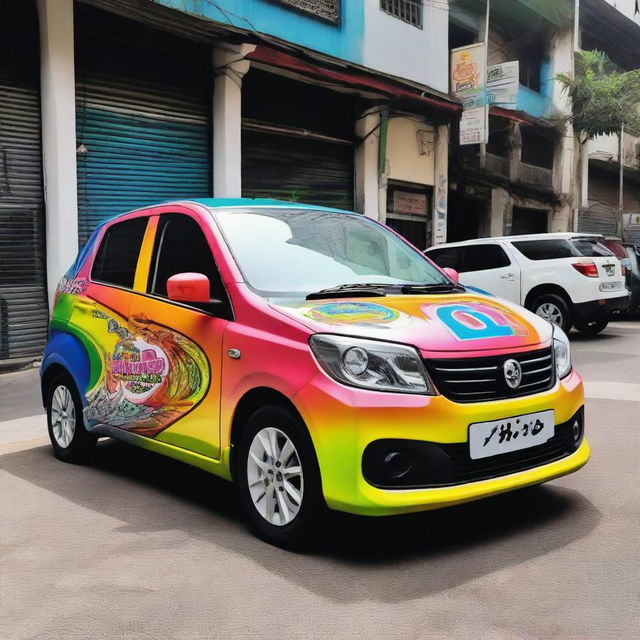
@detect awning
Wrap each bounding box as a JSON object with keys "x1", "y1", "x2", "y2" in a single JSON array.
[{"x1": 247, "y1": 46, "x2": 461, "y2": 116}]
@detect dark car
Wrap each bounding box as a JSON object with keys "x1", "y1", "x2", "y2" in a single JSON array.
[{"x1": 600, "y1": 237, "x2": 640, "y2": 315}]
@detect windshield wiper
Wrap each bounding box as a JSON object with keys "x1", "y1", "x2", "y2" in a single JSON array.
[{"x1": 305, "y1": 283, "x2": 390, "y2": 300}]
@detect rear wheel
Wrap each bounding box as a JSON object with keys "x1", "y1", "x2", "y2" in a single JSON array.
[
  {"x1": 530, "y1": 293, "x2": 571, "y2": 333},
  {"x1": 236, "y1": 406, "x2": 325, "y2": 549},
  {"x1": 46, "y1": 373, "x2": 96, "y2": 463},
  {"x1": 575, "y1": 319, "x2": 608, "y2": 336}
]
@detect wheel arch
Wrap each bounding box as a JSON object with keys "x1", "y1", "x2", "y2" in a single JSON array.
[
  {"x1": 228, "y1": 387, "x2": 306, "y2": 479},
  {"x1": 524, "y1": 284, "x2": 573, "y2": 312}
]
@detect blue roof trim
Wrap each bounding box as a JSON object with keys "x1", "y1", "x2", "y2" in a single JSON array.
[{"x1": 187, "y1": 198, "x2": 356, "y2": 214}]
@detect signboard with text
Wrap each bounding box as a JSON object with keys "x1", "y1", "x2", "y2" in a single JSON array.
[
  {"x1": 451, "y1": 43, "x2": 487, "y2": 145},
  {"x1": 487, "y1": 60, "x2": 519, "y2": 107}
]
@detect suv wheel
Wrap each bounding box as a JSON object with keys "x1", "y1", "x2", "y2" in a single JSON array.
[
  {"x1": 575, "y1": 319, "x2": 608, "y2": 336},
  {"x1": 530, "y1": 294, "x2": 571, "y2": 333},
  {"x1": 236, "y1": 406, "x2": 325, "y2": 549},
  {"x1": 46, "y1": 373, "x2": 97, "y2": 463}
]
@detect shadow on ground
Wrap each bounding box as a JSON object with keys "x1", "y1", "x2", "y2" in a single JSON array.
[{"x1": 0, "y1": 439, "x2": 601, "y2": 603}]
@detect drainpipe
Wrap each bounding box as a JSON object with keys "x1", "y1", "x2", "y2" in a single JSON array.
[{"x1": 377, "y1": 106, "x2": 390, "y2": 222}]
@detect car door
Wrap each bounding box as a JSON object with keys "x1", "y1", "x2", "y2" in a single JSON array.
[
  {"x1": 458, "y1": 243, "x2": 521, "y2": 303},
  {"x1": 126, "y1": 211, "x2": 231, "y2": 459},
  {"x1": 66, "y1": 215, "x2": 150, "y2": 430}
]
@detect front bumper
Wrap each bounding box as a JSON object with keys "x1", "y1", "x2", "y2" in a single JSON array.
[
  {"x1": 573, "y1": 293, "x2": 630, "y2": 321},
  {"x1": 293, "y1": 368, "x2": 587, "y2": 516}
]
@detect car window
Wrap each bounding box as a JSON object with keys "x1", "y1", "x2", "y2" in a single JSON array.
[
  {"x1": 460, "y1": 244, "x2": 511, "y2": 273},
  {"x1": 91, "y1": 217, "x2": 148, "y2": 288},
  {"x1": 426, "y1": 247, "x2": 463, "y2": 270},
  {"x1": 149, "y1": 214, "x2": 223, "y2": 299},
  {"x1": 601, "y1": 240, "x2": 627, "y2": 260},
  {"x1": 572, "y1": 239, "x2": 615, "y2": 257},
  {"x1": 511, "y1": 239, "x2": 577, "y2": 260}
]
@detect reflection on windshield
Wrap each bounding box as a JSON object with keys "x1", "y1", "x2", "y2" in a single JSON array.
[{"x1": 215, "y1": 208, "x2": 447, "y2": 295}]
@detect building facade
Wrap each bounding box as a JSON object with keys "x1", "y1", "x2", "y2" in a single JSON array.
[{"x1": 0, "y1": 0, "x2": 458, "y2": 362}]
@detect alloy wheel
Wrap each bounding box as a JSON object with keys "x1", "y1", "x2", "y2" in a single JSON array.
[
  {"x1": 50, "y1": 385, "x2": 76, "y2": 449},
  {"x1": 247, "y1": 427, "x2": 304, "y2": 526},
  {"x1": 535, "y1": 302, "x2": 563, "y2": 327}
]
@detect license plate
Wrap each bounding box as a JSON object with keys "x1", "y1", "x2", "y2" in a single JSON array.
[
  {"x1": 600, "y1": 281, "x2": 622, "y2": 291},
  {"x1": 469, "y1": 410, "x2": 555, "y2": 460}
]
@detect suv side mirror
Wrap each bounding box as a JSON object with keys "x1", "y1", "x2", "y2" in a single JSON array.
[
  {"x1": 167, "y1": 272, "x2": 210, "y2": 303},
  {"x1": 442, "y1": 267, "x2": 459, "y2": 283}
]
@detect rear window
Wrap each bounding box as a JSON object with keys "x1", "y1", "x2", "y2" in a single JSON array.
[
  {"x1": 426, "y1": 246, "x2": 463, "y2": 270},
  {"x1": 600, "y1": 240, "x2": 627, "y2": 260},
  {"x1": 461, "y1": 244, "x2": 511, "y2": 272},
  {"x1": 572, "y1": 239, "x2": 614, "y2": 258},
  {"x1": 91, "y1": 217, "x2": 148, "y2": 288},
  {"x1": 511, "y1": 239, "x2": 577, "y2": 260}
]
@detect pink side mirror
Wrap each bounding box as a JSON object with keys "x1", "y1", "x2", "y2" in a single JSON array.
[
  {"x1": 166, "y1": 272, "x2": 210, "y2": 303},
  {"x1": 442, "y1": 267, "x2": 459, "y2": 283}
]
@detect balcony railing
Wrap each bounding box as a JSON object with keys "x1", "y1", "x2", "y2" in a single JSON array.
[
  {"x1": 486, "y1": 153, "x2": 509, "y2": 177},
  {"x1": 518, "y1": 162, "x2": 553, "y2": 188}
]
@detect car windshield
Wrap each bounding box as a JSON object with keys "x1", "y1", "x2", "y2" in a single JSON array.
[{"x1": 215, "y1": 208, "x2": 448, "y2": 296}]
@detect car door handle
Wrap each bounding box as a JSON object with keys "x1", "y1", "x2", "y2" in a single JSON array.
[{"x1": 500, "y1": 273, "x2": 515, "y2": 279}]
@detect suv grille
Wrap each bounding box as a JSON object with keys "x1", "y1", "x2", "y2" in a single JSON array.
[{"x1": 425, "y1": 347, "x2": 555, "y2": 403}]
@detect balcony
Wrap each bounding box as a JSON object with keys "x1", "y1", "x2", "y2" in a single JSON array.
[
  {"x1": 518, "y1": 162, "x2": 553, "y2": 188},
  {"x1": 486, "y1": 152, "x2": 509, "y2": 177}
]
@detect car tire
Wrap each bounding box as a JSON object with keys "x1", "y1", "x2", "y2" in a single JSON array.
[
  {"x1": 46, "y1": 372, "x2": 97, "y2": 463},
  {"x1": 575, "y1": 319, "x2": 608, "y2": 336},
  {"x1": 235, "y1": 405, "x2": 326, "y2": 550},
  {"x1": 530, "y1": 293, "x2": 572, "y2": 333}
]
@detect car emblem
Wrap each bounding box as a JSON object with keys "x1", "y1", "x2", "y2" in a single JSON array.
[
  {"x1": 503, "y1": 359, "x2": 522, "y2": 389},
  {"x1": 603, "y1": 264, "x2": 614, "y2": 276}
]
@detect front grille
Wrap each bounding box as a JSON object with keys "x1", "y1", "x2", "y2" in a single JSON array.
[{"x1": 425, "y1": 347, "x2": 555, "y2": 403}]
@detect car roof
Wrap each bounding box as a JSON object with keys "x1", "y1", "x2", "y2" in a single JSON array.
[
  {"x1": 425, "y1": 232, "x2": 605, "y2": 250},
  {"x1": 187, "y1": 198, "x2": 355, "y2": 215}
]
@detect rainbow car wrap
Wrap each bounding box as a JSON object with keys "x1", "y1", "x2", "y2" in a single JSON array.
[{"x1": 42, "y1": 200, "x2": 589, "y2": 517}]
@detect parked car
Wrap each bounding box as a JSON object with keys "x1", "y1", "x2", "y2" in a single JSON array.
[
  {"x1": 425, "y1": 233, "x2": 629, "y2": 335},
  {"x1": 597, "y1": 236, "x2": 640, "y2": 315},
  {"x1": 41, "y1": 200, "x2": 589, "y2": 548}
]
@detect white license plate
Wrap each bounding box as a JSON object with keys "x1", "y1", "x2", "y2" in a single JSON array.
[
  {"x1": 469, "y1": 410, "x2": 555, "y2": 460},
  {"x1": 600, "y1": 281, "x2": 622, "y2": 291}
]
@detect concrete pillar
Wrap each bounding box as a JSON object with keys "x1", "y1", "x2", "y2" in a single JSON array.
[
  {"x1": 38, "y1": 0, "x2": 78, "y2": 307},
  {"x1": 508, "y1": 122, "x2": 522, "y2": 183},
  {"x1": 355, "y1": 109, "x2": 380, "y2": 219},
  {"x1": 432, "y1": 123, "x2": 449, "y2": 245},
  {"x1": 490, "y1": 187, "x2": 510, "y2": 236},
  {"x1": 212, "y1": 43, "x2": 256, "y2": 198}
]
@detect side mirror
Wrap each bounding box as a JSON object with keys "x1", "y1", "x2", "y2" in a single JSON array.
[
  {"x1": 442, "y1": 267, "x2": 459, "y2": 283},
  {"x1": 167, "y1": 272, "x2": 210, "y2": 303}
]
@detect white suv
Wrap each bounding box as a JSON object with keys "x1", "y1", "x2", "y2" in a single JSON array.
[{"x1": 425, "y1": 233, "x2": 629, "y2": 335}]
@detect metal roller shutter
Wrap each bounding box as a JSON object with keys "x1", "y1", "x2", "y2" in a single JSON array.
[
  {"x1": 241, "y1": 128, "x2": 355, "y2": 210},
  {"x1": 0, "y1": 1, "x2": 48, "y2": 361},
  {"x1": 241, "y1": 68, "x2": 355, "y2": 210},
  {"x1": 75, "y1": 5, "x2": 213, "y2": 244},
  {"x1": 577, "y1": 209, "x2": 617, "y2": 236}
]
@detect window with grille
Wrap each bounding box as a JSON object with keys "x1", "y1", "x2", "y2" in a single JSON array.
[{"x1": 380, "y1": 0, "x2": 423, "y2": 28}]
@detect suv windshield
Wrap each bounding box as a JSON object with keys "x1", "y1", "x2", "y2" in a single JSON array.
[{"x1": 215, "y1": 208, "x2": 448, "y2": 295}]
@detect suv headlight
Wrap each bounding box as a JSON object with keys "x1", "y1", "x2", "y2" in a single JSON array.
[
  {"x1": 553, "y1": 325, "x2": 572, "y2": 379},
  {"x1": 309, "y1": 334, "x2": 432, "y2": 394}
]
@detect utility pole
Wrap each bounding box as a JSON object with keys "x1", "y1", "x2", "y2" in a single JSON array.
[{"x1": 619, "y1": 123, "x2": 625, "y2": 238}]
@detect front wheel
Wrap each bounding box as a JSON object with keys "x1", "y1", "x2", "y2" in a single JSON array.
[
  {"x1": 575, "y1": 319, "x2": 608, "y2": 336},
  {"x1": 530, "y1": 293, "x2": 572, "y2": 333},
  {"x1": 236, "y1": 406, "x2": 325, "y2": 549},
  {"x1": 46, "y1": 373, "x2": 97, "y2": 463}
]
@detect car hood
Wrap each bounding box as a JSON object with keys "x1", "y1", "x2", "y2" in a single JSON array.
[{"x1": 269, "y1": 291, "x2": 553, "y2": 354}]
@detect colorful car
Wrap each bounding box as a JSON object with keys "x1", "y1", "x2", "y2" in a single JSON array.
[{"x1": 41, "y1": 200, "x2": 589, "y2": 547}]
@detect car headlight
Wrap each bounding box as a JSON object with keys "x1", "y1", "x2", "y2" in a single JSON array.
[
  {"x1": 309, "y1": 334, "x2": 432, "y2": 394},
  {"x1": 553, "y1": 325, "x2": 572, "y2": 379}
]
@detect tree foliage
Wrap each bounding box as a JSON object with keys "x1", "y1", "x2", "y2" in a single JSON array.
[{"x1": 556, "y1": 50, "x2": 640, "y2": 141}]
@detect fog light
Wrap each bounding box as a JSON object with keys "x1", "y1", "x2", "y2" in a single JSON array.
[
  {"x1": 572, "y1": 419, "x2": 581, "y2": 443},
  {"x1": 384, "y1": 451, "x2": 412, "y2": 479}
]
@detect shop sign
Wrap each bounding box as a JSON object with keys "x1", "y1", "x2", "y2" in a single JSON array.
[
  {"x1": 451, "y1": 43, "x2": 488, "y2": 145},
  {"x1": 460, "y1": 107, "x2": 487, "y2": 145},
  {"x1": 487, "y1": 61, "x2": 519, "y2": 107},
  {"x1": 394, "y1": 191, "x2": 428, "y2": 216}
]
